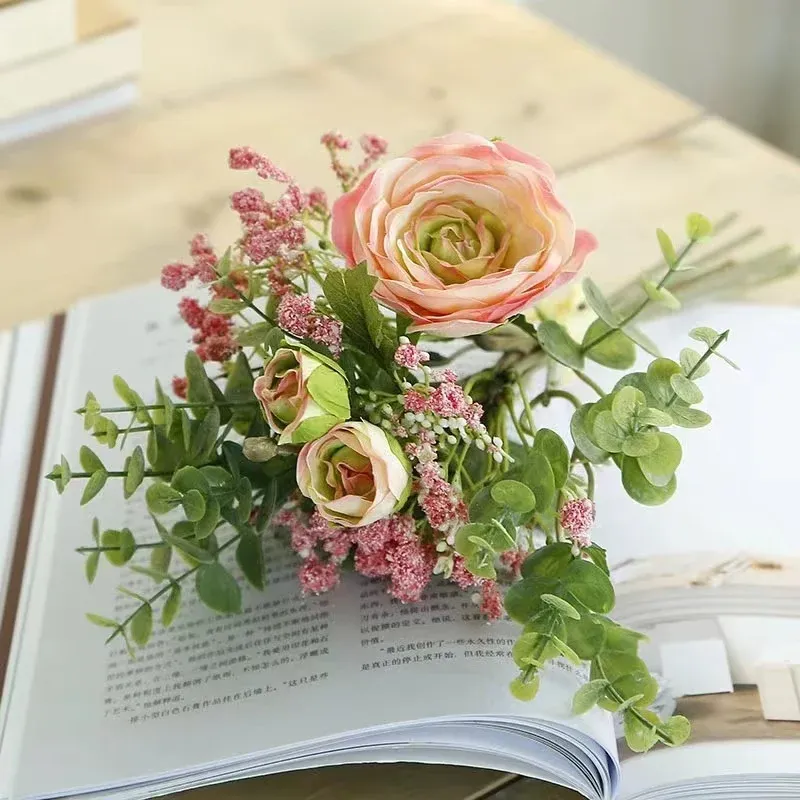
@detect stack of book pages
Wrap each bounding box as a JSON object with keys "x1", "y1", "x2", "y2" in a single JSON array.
[{"x1": 0, "y1": 0, "x2": 140, "y2": 144}]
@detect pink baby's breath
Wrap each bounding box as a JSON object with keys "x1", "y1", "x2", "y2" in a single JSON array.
[
  {"x1": 298, "y1": 556, "x2": 340, "y2": 595},
  {"x1": 161, "y1": 262, "x2": 192, "y2": 291},
  {"x1": 450, "y1": 555, "x2": 480, "y2": 590},
  {"x1": 307, "y1": 187, "x2": 328, "y2": 212},
  {"x1": 171, "y1": 376, "x2": 188, "y2": 399},
  {"x1": 321, "y1": 131, "x2": 351, "y2": 151},
  {"x1": 277, "y1": 293, "x2": 343, "y2": 355},
  {"x1": 394, "y1": 342, "x2": 430, "y2": 370},
  {"x1": 418, "y1": 462, "x2": 468, "y2": 531},
  {"x1": 229, "y1": 146, "x2": 291, "y2": 183},
  {"x1": 479, "y1": 581, "x2": 504, "y2": 621},
  {"x1": 560, "y1": 498, "x2": 595, "y2": 548},
  {"x1": 386, "y1": 538, "x2": 434, "y2": 603},
  {"x1": 429, "y1": 381, "x2": 469, "y2": 418},
  {"x1": 178, "y1": 297, "x2": 205, "y2": 329},
  {"x1": 403, "y1": 390, "x2": 429, "y2": 414}
]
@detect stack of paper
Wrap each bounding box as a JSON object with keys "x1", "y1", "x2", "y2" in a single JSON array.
[{"x1": 0, "y1": 0, "x2": 140, "y2": 145}]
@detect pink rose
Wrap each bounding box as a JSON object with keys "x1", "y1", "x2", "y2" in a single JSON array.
[
  {"x1": 331, "y1": 132, "x2": 597, "y2": 337},
  {"x1": 253, "y1": 346, "x2": 350, "y2": 445},
  {"x1": 296, "y1": 421, "x2": 411, "y2": 527}
]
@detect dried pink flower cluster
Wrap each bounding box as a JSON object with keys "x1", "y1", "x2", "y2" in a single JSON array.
[
  {"x1": 178, "y1": 297, "x2": 238, "y2": 363},
  {"x1": 417, "y1": 462, "x2": 468, "y2": 532},
  {"x1": 160, "y1": 234, "x2": 219, "y2": 291},
  {"x1": 277, "y1": 293, "x2": 343, "y2": 356},
  {"x1": 394, "y1": 340, "x2": 430, "y2": 370},
  {"x1": 559, "y1": 498, "x2": 595, "y2": 548},
  {"x1": 321, "y1": 130, "x2": 388, "y2": 190}
]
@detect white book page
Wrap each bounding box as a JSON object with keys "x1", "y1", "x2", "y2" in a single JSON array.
[{"x1": 6, "y1": 282, "x2": 615, "y2": 800}]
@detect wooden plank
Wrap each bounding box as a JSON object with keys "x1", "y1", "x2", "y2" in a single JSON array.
[
  {"x1": 0, "y1": 0, "x2": 697, "y2": 328},
  {"x1": 76, "y1": 0, "x2": 135, "y2": 41}
]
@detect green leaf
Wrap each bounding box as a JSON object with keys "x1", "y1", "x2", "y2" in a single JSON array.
[
  {"x1": 323, "y1": 264, "x2": 396, "y2": 361},
  {"x1": 182, "y1": 489, "x2": 206, "y2": 522},
  {"x1": 162, "y1": 585, "x2": 182, "y2": 628},
  {"x1": 537, "y1": 320, "x2": 584, "y2": 370},
  {"x1": 195, "y1": 562, "x2": 242, "y2": 614},
  {"x1": 506, "y1": 451, "x2": 556, "y2": 513},
  {"x1": 113, "y1": 375, "x2": 151, "y2": 423},
  {"x1": 570, "y1": 405, "x2": 608, "y2": 464},
  {"x1": 146, "y1": 482, "x2": 183, "y2": 514},
  {"x1": 151, "y1": 543, "x2": 173, "y2": 574},
  {"x1": 679, "y1": 347, "x2": 711, "y2": 379},
  {"x1": 216, "y1": 246, "x2": 232, "y2": 276},
  {"x1": 468, "y1": 486, "x2": 504, "y2": 524},
  {"x1": 689, "y1": 326, "x2": 720, "y2": 347},
  {"x1": 291, "y1": 414, "x2": 341, "y2": 444},
  {"x1": 306, "y1": 367, "x2": 351, "y2": 419},
  {"x1": 646, "y1": 358, "x2": 682, "y2": 406},
  {"x1": 130, "y1": 604, "x2": 153, "y2": 647},
  {"x1": 123, "y1": 446, "x2": 146, "y2": 499},
  {"x1": 208, "y1": 298, "x2": 244, "y2": 315},
  {"x1": 224, "y1": 351, "x2": 256, "y2": 407},
  {"x1": 455, "y1": 523, "x2": 506, "y2": 558},
  {"x1": 656, "y1": 228, "x2": 677, "y2": 266},
  {"x1": 157, "y1": 528, "x2": 214, "y2": 564},
  {"x1": 236, "y1": 322, "x2": 273, "y2": 347},
  {"x1": 662, "y1": 714, "x2": 692, "y2": 746},
  {"x1": 564, "y1": 614, "x2": 606, "y2": 659},
  {"x1": 582, "y1": 319, "x2": 636, "y2": 369},
  {"x1": 82, "y1": 391, "x2": 101, "y2": 430},
  {"x1": 551, "y1": 636, "x2": 581, "y2": 665},
  {"x1": 642, "y1": 279, "x2": 681, "y2": 310},
  {"x1": 81, "y1": 469, "x2": 109, "y2": 505},
  {"x1": 194, "y1": 497, "x2": 221, "y2": 539},
  {"x1": 540, "y1": 593, "x2": 580, "y2": 620},
  {"x1": 510, "y1": 672, "x2": 540, "y2": 702},
  {"x1": 596, "y1": 653, "x2": 659, "y2": 707},
  {"x1": 624, "y1": 709, "x2": 660, "y2": 753},
  {"x1": 130, "y1": 565, "x2": 168, "y2": 583},
  {"x1": 622, "y1": 457, "x2": 677, "y2": 505},
  {"x1": 171, "y1": 465, "x2": 210, "y2": 494},
  {"x1": 670, "y1": 373, "x2": 703, "y2": 404},
  {"x1": 185, "y1": 351, "x2": 214, "y2": 419},
  {"x1": 79, "y1": 445, "x2": 105, "y2": 473},
  {"x1": 563, "y1": 558, "x2": 615, "y2": 614},
  {"x1": 464, "y1": 551, "x2": 497, "y2": 580},
  {"x1": 86, "y1": 613, "x2": 118, "y2": 629},
  {"x1": 85, "y1": 551, "x2": 100, "y2": 584},
  {"x1": 637, "y1": 407, "x2": 673, "y2": 427},
  {"x1": 622, "y1": 324, "x2": 660, "y2": 358},
  {"x1": 592, "y1": 411, "x2": 626, "y2": 453},
  {"x1": 572, "y1": 679, "x2": 609, "y2": 715},
  {"x1": 533, "y1": 428, "x2": 570, "y2": 488},
  {"x1": 582, "y1": 278, "x2": 619, "y2": 327},
  {"x1": 685, "y1": 212, "x2": 712, "y2": 240},
  {"x1": 236, "y1": 531, "x2": 265, "y2": 589},
  {"x1": 622, "y1": 430, "x2": 659, "y2": 457},
  {"x1": 612, "y1": 386, "x2": 646, "y2": 428},
  {"x1": 521, "y1": 542, "x2": 573, "y2": 579},
  {"x1": 585, "y1": 544, "x2": 609, "y2": 575},
  {"x1": 101, "y1": 528, "x2": 136, "y2": 566},
  {"x1": 638, "y1": 433, "x2": 682, "y2": 487},
  {"x1": 669, "y1": 404, "x2": 711, "y2": 428},
  {"x1": 491, "y1": 480, "x2": 536, "y2": 514},
  {"x1": 190, "y1": 405, "x2": 221, "y2": 463}
]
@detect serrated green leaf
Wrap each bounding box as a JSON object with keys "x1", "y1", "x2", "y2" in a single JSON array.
[
  {"x1": 195, "y1": 562, "x2": 242, "y2": 614},
  {"x1": 130, "y1": 604, "x2": 153, "y2": 647},
  {"x1": 670, "y1": 373, "x2": 703, "y2": 404},
  {"x1": 537, "y1": 320, "x2": 584, "y2": 370},
  {"x1": 642, "y1": 279, "x2": 681, "y2": 310},
  {"x1": 582, "y1": 319, "x2": 636, "y2": 369},
  {"x1": 593, "y1": 411, "x2": 626, "y2": 453},
  {"x1": 656, "y1": 228, "x2": 676, "y2": 266},
  {"x1": 622, "y1": 457, "x2": 677, "y2": 505},
  {"x1": 582, "y1": 278, "x2": 619, "y2": 326},
  {"x1": 540, "y1": 593, "x2": 580, "y2": 620},
  {"x1": 622, "y1": 430, "x2": 659, "y2": 457},
  {"x1": 679, "y1": 347, "x2": 711, "y2": 379},
  {"x1": 236, "y1": 531, "x2": 265, "y2": 589},
  {"x1": 162, "y1": 584, "x2": 182, "y2": 628},
  {"x1": 81, "y1": 469, "x2": 109, "y2": 505},
  {"x1": 572, "y1": 679, "x2": 609, "y2": 715},
  {"x1": 637, "y1": 432, "x2": 682, "y2": 486},
  {"x1": 491, "y1": 480, "x2": 536, "y2": 514},
  {"x1": 685, "y1": 212, "x2": 713, "y2": 240},
  {"x1": 101, "y1": 528, "x2": 136, "y2": 566}
]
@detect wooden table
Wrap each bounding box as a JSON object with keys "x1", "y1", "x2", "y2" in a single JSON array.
[{"x1": 1, "y1": 1, "x2": 799, "y2": 797}]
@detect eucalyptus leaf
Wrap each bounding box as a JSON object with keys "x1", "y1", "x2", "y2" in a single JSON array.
[
  {"x1": 624, "y1": 709, "x2": 660, "y2": 753},
  {"x1": 669, "y1": 404, "x2": 712, "y2": 428},
  {"x1": 79, "y1": 445, "x2": 105, "y2": 474},
  {"x1": 622, "y1": 430, "x2": 659, "y2": 457},
  {"x1": 185, "y1": 351, "x2": 214, "y2": 420},
  {"x1": 537, "y1": 320, "x2": 584, "y2": 370},
  {"x1": 510, "y1": 672, "x2": 540, "y2": 702},
  {"x1": 123, "y1": 446, "x2": 146, "y2": 499},
  {"x1": 86, "y1": 613, "x2": 118, "y2": 629},
  {"x1": 572, "y1": 679, "x2": 609, "y2": 715},
  {"x1": 622, "y1": 324, "x2": 660, "y2": 357},
  {"x1": 679, "y1": 347, "x2": 711, "y2": 379},
  {"x1": 582, "y1": 319, "x2": 636, "y2": 369},
  {"x1": 592, "y1": 411, "x2": 627, "y2": 453},
  {"x1": 662, "y1": 714, "x2": 692, "y2": 746},
  {"x1": 570, "y1": 405, "x2": 608, "y2": 464},
  {"x1": 642, "y1": 279, "x2": 681, "y2": 310},
  {"x1": 637, "y1": 433, "x2": 682, "y2": 487},
  {"x1": 195, "y1": 562, "x2": 242, "y2": 614},
  {"x1": 564, "y1": 614, "x2": 606, "y2": 659},
  {"x1": 162, "y1": 584, "x2": 182, "y2": 628},
  {"x1": 85, "y1": 551, "x2": 100, "y2": 584},
  {"x1": 151, "y1": 544, "x2": 173, "y2": 574},
  {"x1": 670, "y1": 373, "x2": 704, "y2": 404},
  {"x1": 195, "y1": 497, "x2": 221, "y2": 539},
  {"x1": 685, "y1": 211, "x2": 713, "y2": 240},
  {"x1": 491, "y1": 480, "x2": 536, "y2": 514},
  {"x1": 146, "y1": 482, "x2": 183, "y2": 515},
  {"x1": 612, "y1": 386, "x2": 646, "y2": 428},
  {"x1": 582, "y1": 278, "x2": 619, "y2": 326},
  {"x1": 540, "y1": 593, "x2": 580, "y2": 620},
  {"x1": 646, "y1": 358, "x2": 682, "y2": 406},
  {"x1": 551, "y1": 636, "x2": 581, "y2": 665},
  {"x1": 689, "y1": 326, "x2": 720, "y2": 347},
  {"x1": 101, "y1": 528, "x2": 136, "y2": 566},
  {"x1": 656, "y1": 228, "x2": 676, "y2": 266},
  {"x1": 130, "y1": 604, "x2": 153, "y2": 647},
  {"x1": 636, "y1": 407, "x2": 673, "y2": 427},
  {"x1": 236, "y1": 531, "x2": 266, "y2": 589},
  {"x1": 182, "y1": 489, "x2": 206, "y2": 522},
  {"x1": 81, "y1": 469, "x2": 108, "y2": 506},
  {"x1": 622, "y1": 457, "x2": 677, "y2": 505},
  {"x1": 533, "y1": 428, "x2": 570, "y2": 488}
]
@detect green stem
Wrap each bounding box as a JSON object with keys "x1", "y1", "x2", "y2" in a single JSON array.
[
  {"x1": 573, "y1": 369, "x2": 606, "y2": 398},
  {"x1": 581, "y1": 239, "x2": 697, "y2": 354},
  {"x1": 105, "y1": 533, "x2": 241, "y2": 645},
  {"x1": 76, "y1": 542, "x2": 163, "y2": 554},
  {"x1": 214, "y1": 417, "x2": 236, "y2": 451},
  {"x1": 77, "y1": 400, "x2": 258, "y2": 414},
  {"x1": 67, "y1": 470, "x2": 172, "y2": 479},
  {"x1": 92, "y1": 425, "x2": 151, "y2": 437},
  {"x1": 665, "y1": 330, "x2": 728, "y2": 408},
  {"x1": 529, "y1": 388, "x2": 582, "y2": 411},
  {"x1": 515, "y1": 376, "x2": 537, "y2": 435},
  {"x1": 504, "y1": 398, "x2": 531, "y2": 447}
]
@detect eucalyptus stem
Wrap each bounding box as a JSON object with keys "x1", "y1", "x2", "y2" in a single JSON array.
[
  {"x1": 665, "y1": 330, "x2": 729, "y2": 407},
  {"x1": 581, "y1": 239, "x2": 698, "y2": 354},
  {"x1": 105, "y1": 532, "x2": 241, "y2": 645},
  {"x1": 92, "y1": 425, "x2": 151, "y2": 438},
  {"x1": 77, "y1": 400, "x2": 258, "y2": 414},
  {"x1": 573, "y1": 369, "x2": 606, "y2": 398},
  {"x1": 76, "y1": 542, "x2": 163, "y2": 554},
  {"x1": 515, "y1": 376, "x2": 537, "y2": 435},
  {"x1": 504, "y1": 397, "x2": 531, "y2": 447},
  {"x1": 529, "y1": 389, "x2": 581, "y2": 411},
  {"x1": 66, "y1": 470, "x2": 173, "y2": 479}
]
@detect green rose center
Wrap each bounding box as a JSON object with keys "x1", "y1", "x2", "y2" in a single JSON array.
[{"x1": 317, "y1": 443, "x2": 375, "y2": 502}]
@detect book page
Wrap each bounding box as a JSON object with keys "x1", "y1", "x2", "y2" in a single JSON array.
[{"x1": 5, "y1": 282, "x2": 615, "y2": 799}]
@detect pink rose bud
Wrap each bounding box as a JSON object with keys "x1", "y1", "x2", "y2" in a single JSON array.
[
  {"x1": 253, "y1": 346, "x2": 350, "y2": 445},
  {"x1": 331, "y1": 132, "x2": 597, "y2": 337},
  {"x1": 296, "y1": 421, "x2": 412, "y2": 528}
]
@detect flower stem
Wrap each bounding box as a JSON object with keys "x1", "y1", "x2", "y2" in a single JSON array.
[
  {"x1": 665, "y1": 330, "x2": 729, "y2": 407},
  {"x1": 76, "y1": 542, "x2": 163, "y2": 553},
  {"x1": 77, "y1": 400, "x2": 257, "y2": 414},
  {"x1": 573, "y1": 369, "x2": 606, "y2": 397}
]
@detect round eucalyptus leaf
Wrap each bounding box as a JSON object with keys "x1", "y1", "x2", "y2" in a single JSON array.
[
  {"x1": 622, "y1": 457, "x2": 677, "y2": 505},
  {"x1": 537, "y1": 320, "x2": 585, "y2": 370},
  {"x1": 670, "y1": 373, "x2": 704, "y2": 404},
  {"x1": 593, "y1": 411, "x2": 627, "y2": 453},
  {"x1": 638, "y1": 433, "x2": 682, "y2": 486},
  {"x1": 622, "y1": 430, "x2": 659, "y2": 458},
  {"x1": 583, "y1": 319, "x2": 636, "y2": 370},
  {"x1": 510, "y1": 672, "x2": 540, "y2": 702},
  {"x1": 612, "y1": 386, "x2": 647, "y2": 427},
  {"x1": 491, "y1": 480, "x2": 536, "y2": 514},
  {"x1": 570, "y1": 405, "x2": 608, "y2": 464}
]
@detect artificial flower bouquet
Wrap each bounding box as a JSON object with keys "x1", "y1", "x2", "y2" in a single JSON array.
[{"x1": 47, "y1": 132, "x2": 738, "y2": 753}]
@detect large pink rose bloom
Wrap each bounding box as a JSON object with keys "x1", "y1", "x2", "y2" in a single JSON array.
[{"x1": 331, "y1": 132, "x2": 597, "y2": 337}]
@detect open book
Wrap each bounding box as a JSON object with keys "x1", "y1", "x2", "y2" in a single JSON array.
[{"x1": 0, "y1": 281, "x2": 798, "y2": 800}]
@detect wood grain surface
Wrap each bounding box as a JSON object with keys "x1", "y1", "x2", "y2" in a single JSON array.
[{"x1": 2, "y1": 1, "x2": 799, "y2": 799}]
